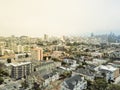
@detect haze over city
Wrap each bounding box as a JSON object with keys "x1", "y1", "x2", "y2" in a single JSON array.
[
  {"x1": 0, "y1": 0, "x2": 120, "y2": 37},
  {"x1": 1, "y1": 1, "x2": 120, "y2": 90}
]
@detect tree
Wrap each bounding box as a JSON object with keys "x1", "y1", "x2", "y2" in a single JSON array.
[
  {"x1": 76, "y1": 64, "x2": 84, "y2": 69},
  {"x1": 107, "y1": 84, "x2": 120, "y2": 90},
  {"x1": 25, "y1": 53, "x2": 29, "y2": 58},
  {"x1": 82, "y1": 61, "x2": 87, "y2": 65},
  {"x1": 62, "y1": 71, "x2": 72, "y2": 78},
  {"x1": 61, "y1": 61, "x2": 67, "y2": 66},
  {"x1": 0, "y1": 63, "x2": 7, "y2": 77},
  {"x1": 32, "y1": 82, "x2": 40, "y2": 90},
  {"x1": 0, "y1": 77, "x2": 4, "y2": 84},
  {"x1": 91, "y1": 78, "x2": 108, "y2": 90},
  {"x1": 52, "y1": 58, "x2": 60, "y2": 62},
  {"x1": 87, "y1": 80, "x2": 93, "y2": 90},
  {"x1": 21, "y1": 80, "x2": 29, "y2": 89},
  {"x1": 1, "y1": 71, "x2": 9, "y2": 76},
  {"x1": 7, "y1": 58, "x2": 11, "y2": 63}
]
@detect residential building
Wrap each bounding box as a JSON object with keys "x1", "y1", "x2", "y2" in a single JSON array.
[
  {"x1": 11, "y1": 62, "x2": 32, "y2": 79},
  {"x1": 63, "y1": 59, "x2": 77, "y2": 65},
  {"x1": 0, "y1": 46, "x2": 4, "y2": 56},
  {"x1": 27, "y1": 71, "x2": 59, "y2": 88},
  {"x1": 86, "y1": 59, "x2": 107, "y2": 65},
  {"x1": 34, "y1": 61, "x2": 55, "y2": 72},
  {"x1": 31, "y1": 47, "x2": 43, "y2": 61},
  {"x1": 43, "y1": 72, "x2": 59, "y2": 87},
  {"x1": 98, "y1": 65, "x2": 119, "y2": 81},
  {"x1": 14, "y1": 45, "x2": 24, "y2": 53},
  {"x1": 61, "y1": 75, "x2": 87, "y2": 90},
  {"x1": 73, "y1": 68, "x2": 95, "y2": 81}
]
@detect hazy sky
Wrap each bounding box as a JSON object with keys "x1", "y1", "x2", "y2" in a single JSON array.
[{"x1": 0, "y1": 0, "x2": 120, "y2": 37}]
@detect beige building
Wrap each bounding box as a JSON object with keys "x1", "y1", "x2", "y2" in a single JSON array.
[
  {"x1": 14, "y1": 45, "x2": 24, "y2": 53},
  {"x1": 0, "y1": 41, "x2": 6, "y2": 47},
  {"x1": 0, "y1": 46, "x2": 4, "y2": 56},
  {"x1": 31, "y1": 47, "x2": 43, "y2": 61}
]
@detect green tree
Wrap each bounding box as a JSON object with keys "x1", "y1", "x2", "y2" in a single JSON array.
[
  {"x1": 32, "y1": 82, "x2": 40, "y2": 90},
  {"x1": 0, "y1": 77, "x2": 4, "y2": 84},
  {"x1": 61, "y1": 61, "x2": 67, "y2": 66},
  {"x1": 107, "y1": 84, "x2": 120, "y2": 90},
  {"x1": 21, "y1": 81, "x2": 29, "y2": 89},
  {"x1": 25, "y1": 53, "x2": 29, "y2": 58},
  {"x1": 76, "y1": 64, "x2": 84, "y2": 69},
  {"x1": 7, "y1": 58, "x2": 11, "y2": 63},
  {"x1": 91, "y1": 79, "x2": 108, "y2": 90},
  {"x1": 52, "y1": 58, "x2": 60, "y2": 62},
  {"x1": 87, "y1": 80, "x2": 93, "y2": 90},
  {"x1": 82, "y1": 61, "x2": 87, "y2": 65},
  {"x1": 1, "y1": 71, "x2": 9, "y2": 76}
]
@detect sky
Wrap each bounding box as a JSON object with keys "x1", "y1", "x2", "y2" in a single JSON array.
[{"x1": 0, "y1": 0, "x2": 120, "y2": 37}]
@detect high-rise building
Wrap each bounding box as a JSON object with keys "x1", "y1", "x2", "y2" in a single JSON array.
[
  {"x1": 31, "y1": 47, "x2": 43, "y2": 61},
  {"x1": 44, "y1": 34, "x2": 48, "y2": 41}
]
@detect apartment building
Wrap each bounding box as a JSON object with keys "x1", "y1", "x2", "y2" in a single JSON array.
[
  {"x1": 31, "y1": 47, "x2": 43, "y2": 61},
  {"x1": 11, "y1": 62, "x2": 32, "y2": 79}
]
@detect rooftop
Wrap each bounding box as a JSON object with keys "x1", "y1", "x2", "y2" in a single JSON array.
[
  {"x1": 10, "y1": 61, "x2": 31, "y2": 67},
  {"x1": 99, "y1": 65, "x2": 117, "y2": 72},
  {"x1": 64, "y1": 75, "x2": 84, "y2": 90}
]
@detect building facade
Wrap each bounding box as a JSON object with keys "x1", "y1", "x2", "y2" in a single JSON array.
[
  {"x1": 11, "y1": 62, "x2": 32, "y2": 79},
  {"x1": 31, "y1": 47, "x2": 43, "y2": 61}
]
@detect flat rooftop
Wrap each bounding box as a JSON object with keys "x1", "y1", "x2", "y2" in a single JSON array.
[{"x1": 10, "y1": 62, "x2": 31, "y2": 67}]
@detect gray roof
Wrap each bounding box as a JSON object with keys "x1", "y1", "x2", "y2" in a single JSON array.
[
  {"x1": 64, "y1": 75, "x2": 82, "y2": 90},
  {"x1": 42, "y1": 72, "x2": 57, "y2": 80},
  {"x1": 76, "y1": 68, "x2": 95, "y2": 76},
  {"x1": 34, "y1": 61, "x2": 54, "y2": 68},
  {"x1": 43, "y1": 74, "x2": 49, "y2": 79}
]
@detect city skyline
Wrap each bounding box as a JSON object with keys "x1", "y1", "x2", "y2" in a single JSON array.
[{"x1": 0, "y1": 0, "x2": 120, "y2": 37}]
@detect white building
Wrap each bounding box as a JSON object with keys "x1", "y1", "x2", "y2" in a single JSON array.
[
  {"x1": 97, "y1": 65, "x2": 119, "y2": 81},
  {"x1": 0, "y1": 46, "x2": 4, "y2": 56}
]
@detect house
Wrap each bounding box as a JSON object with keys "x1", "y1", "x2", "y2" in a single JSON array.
[
  {"x1": 86, "y1": 59, "x2": 107, "y2": 65},
  {"x1": 43, "y1": 72, "x2": 59, "y2": 87},
  {"x1": 98, "y1": 65, "x2": 119, "y2": 81},
  {"x1": 91, "y1": 52, "x2": 103, "y2": 58},
  {"x1": 63, "y1": 59, "x2": 77, "y2": 65},
  {"x1": 72, "y1": 68, "x2": 95, "y2": 81},
  {"x1": 109, "y1": 51, "x2": 120, "y2": 59},
  {"x1": 63, "y1": 59, "x2": 79, "y2": 70},
  {"x1": 27, "y1": 71, "x2": 59, "y2": 88},
  {"x1": 61, "y1": 75, "x2": 87, "y2": 90},
  {"x1": 59, "y1": 66, "x2": 71, "y2": 71}
]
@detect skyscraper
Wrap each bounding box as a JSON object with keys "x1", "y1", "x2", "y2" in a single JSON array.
[{"x1": 44, "y1": 34, "x2": 48, "y2": 41}]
